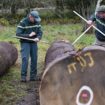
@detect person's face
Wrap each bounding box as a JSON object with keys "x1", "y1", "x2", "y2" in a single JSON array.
[
  {"x1": 97, "y1": 11, "x2": 105, "y2": 18},
  {"x1": 29, "y1": 15, "x2": 35, "y2": 23}
]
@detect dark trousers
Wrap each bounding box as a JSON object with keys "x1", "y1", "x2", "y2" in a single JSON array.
[{"x1": 20, "y1": 42, "x2": 37, "y2": 79}]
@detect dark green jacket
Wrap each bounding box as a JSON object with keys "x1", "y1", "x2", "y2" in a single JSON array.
[
  {"x1": 16, "y1": 17, "x2": 43, "y2": 43},
  {"x1": 90, "y1": 14, "x2": 105, "y2": 41}
]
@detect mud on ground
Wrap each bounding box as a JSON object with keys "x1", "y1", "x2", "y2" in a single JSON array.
[{"x1": 16, "y1": 75, "x2": 41, "y2": 105}]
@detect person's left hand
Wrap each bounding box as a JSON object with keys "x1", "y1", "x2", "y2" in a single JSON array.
[
  {"x1": 87, "y1": 20, "x2": 93, "y2": 25},
  {"x1": 34, "y1": 38, "x2": 39, "y2": 42}
]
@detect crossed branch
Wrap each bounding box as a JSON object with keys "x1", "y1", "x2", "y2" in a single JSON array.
[{"x1": 72, "y1": 11, "x2": 105, "y2": 45}]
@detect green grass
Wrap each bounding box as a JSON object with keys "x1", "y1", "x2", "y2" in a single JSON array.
[
  {"x1": 0, "y1": 66, "x2": 27, "y2": 105},
  {"x1": 0, "y1": 23, "x2": 95, "y2": 104},
  {"x1": 42, "y1": 24, "x2": 95, "y2": 48}
]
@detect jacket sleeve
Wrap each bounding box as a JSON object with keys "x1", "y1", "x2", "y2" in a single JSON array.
[
  {"x1": 36, "y1": 25, "x2": 43, "y2": 40},
  {"x1": 16, "y1": 21, "x2": 29, "y2": 38}
]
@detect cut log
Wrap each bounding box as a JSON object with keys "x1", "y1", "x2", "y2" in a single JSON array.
[
  {"x1": 0, "y1": 42, "x2": 18, "y2": 76},
  {"x1": 45, "y1": 40, "x2": 76, "y2": 67},
  {"x1": 40, "y1": 45, "x2": 105, "y2": 105}
]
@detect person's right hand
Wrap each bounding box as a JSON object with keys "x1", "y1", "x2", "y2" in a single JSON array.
[
  {"x1": 29, "y1": 32, "x2": 36, "y2": 37},
  {"x1": 87, "y1": 20, "x2": 93, "y2": 25}
]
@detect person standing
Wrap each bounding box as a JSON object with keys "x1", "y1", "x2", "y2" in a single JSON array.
[
  {"x1": 87, "y1": 5, "x2": 105, "y2": 47},
  {"x1": 16, "y1": 10, "x2": 43, "y2": 82}
]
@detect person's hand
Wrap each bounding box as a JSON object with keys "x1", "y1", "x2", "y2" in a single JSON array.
[
  {"x1": 87, "y1": 20, "x2": 93, "y2": 25},
  {"x1": 29, "y1": 32, "x2": 36, "y2": 37},
  {"x1": 34, "y1": 38, "x2": 39, "y2": 42}
]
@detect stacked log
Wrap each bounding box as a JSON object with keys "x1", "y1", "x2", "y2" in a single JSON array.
[
  {"x1": 45, "y1": 40, "x2": 76, "y2": 67},
  {"x1": 0, "y1": 42, "x2": 18, "y2": 76}
]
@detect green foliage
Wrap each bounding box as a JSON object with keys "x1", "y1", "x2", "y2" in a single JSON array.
[
  {"x1": 0, "y1": 0, "x2": 101, "y2": 24},
  {"x1": 8, "y1": 14, "x2": 25, "y2": 25},
  {"x1": 39, "y1": 9, "x2": 81, "y2": 24},
  {"x1": 0, "y1": 18, "x2": 9, "y2": 26},
  {"x1": 42, "y1": 18, "x2": 80, "y2": 25}
]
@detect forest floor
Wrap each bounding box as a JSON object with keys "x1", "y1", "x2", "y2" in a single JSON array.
[{"x1": 16, "y1": 78, "x2": 41, "y2": 105}]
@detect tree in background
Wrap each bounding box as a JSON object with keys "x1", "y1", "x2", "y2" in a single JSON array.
[
  {"x1": 54, "y1": 0, "x2": 65, "y2": 18},
  {"x1": 0, "y1": 0, "x2": 45, "y2": 15},
  {"x1": 0, "y1": 0, "x2": 105, "y2": 25}
]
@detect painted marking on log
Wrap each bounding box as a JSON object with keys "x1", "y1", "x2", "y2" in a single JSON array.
[
  {"x1": 76, "y1": 85, "x2": 94, "y2": 105},
  {"x1": 84, "y1": 52, "x2": 94, "y2": 67},
  {"x1": 67, "y1": 52, "x2": 95, "y2": 74}
]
